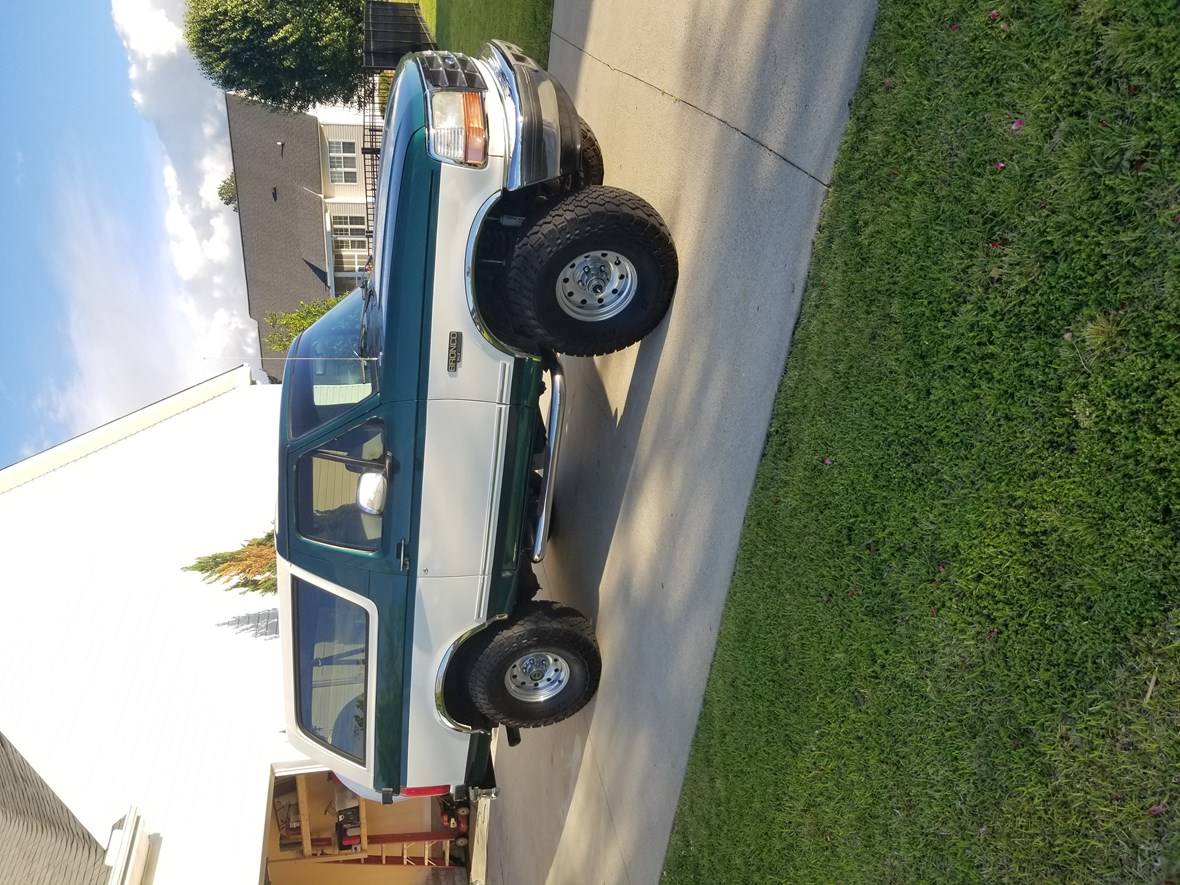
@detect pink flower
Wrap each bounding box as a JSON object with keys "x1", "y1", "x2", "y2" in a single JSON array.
[
  {"x1": 989, "y1": 9, "x2": 1000, "y2": 21},
  {"x1": 821, "y1": 456, "x2": 834, "y2": 466},
  {"x1": 949, "y1": 22, "x2": 960, "y2": 31},
  {"x1": 1011, "y1": 118, "x2": 1025, "y2": 131},
  {"x1": 989, "y1": 241, "x2": 1001, "y2": 249},
  {"x1": 994, "y1": 161, "x2": 1006, "y2": 171},
  {"x1": 1149, "y1": 804, "x2": 1166, "y2": 817},
  {"x1": 999, "y1": 21, "x2": 1010, "y2": 32},
  {"x1": 883, "y1": 78, "x2": 895, "y2": 92}
]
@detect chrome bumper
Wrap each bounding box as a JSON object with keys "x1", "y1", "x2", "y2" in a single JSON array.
[
  {"x1": 531, "y1": 356, "x2": 566, "y2": 562},
  {"x1": 482, "y1": 40, "x2": 581, "y2": 190}
]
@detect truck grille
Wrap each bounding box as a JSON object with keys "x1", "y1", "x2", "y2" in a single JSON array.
[{"x1": 417, "y1": 51, "x2": 486, "y2": 90}]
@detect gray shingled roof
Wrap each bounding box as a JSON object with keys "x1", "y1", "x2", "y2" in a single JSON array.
[
  {"x1": 0, "y1": 732, "x2": 107, "y2": 885},
  {"x1": 226, "y1": 94, "x2": 331, "y2": 380}
]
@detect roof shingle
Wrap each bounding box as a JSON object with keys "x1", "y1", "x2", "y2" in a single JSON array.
[{"x1": 0, "y1": 731, "x2": 107, "y2": 885}]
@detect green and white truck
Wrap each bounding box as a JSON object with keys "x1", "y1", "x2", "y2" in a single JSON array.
[{"x1": 276, "y1": 41, "x2": 677, "y2": 806}]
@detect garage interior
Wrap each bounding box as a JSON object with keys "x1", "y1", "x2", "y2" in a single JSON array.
[{"x1": 263, "y1": 768, "x2": 468, "y2": 884}]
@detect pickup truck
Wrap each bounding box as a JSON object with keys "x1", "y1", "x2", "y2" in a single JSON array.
[{"x1": 275, "y1": 41, "x2": 677, "y2": 805}]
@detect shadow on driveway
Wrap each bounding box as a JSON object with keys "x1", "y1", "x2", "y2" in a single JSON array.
[{"x1": 488, "y1": 3, "x2": 876, "y2": 883}]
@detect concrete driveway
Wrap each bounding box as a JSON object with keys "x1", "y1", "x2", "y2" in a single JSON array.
[{"x1": 487, "y1": 3, "x2": 876, "y2": 883}]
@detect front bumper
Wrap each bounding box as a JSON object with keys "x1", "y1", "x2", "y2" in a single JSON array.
[{"x1": 481, "y1": 40, "x2": 582, "y2": 190}]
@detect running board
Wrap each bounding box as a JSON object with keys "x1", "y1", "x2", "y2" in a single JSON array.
[{"x1": 530, "y1": 355, "x2": 566, "y2": 563}]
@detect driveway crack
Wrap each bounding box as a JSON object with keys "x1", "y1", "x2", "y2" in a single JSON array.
[
  {"x1": 550, "y1": 31, "x2": 831, "y2": 189},
  {"x1": 586, "y1": 732, "x2": 635, "y2": 885}
]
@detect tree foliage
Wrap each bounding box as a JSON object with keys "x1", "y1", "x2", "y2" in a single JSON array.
[
  {"x1": 184, "y1": 0, "x2": 365, "y2": 111},
  {"x1": 217, "y1": 173, "x2": 237, "y2": 210},
  {"x1": 264, "y1": 296, "x2": 337, "y2": 352},
  {"x1": 184, "y1": 531, "x2": 276, "y2": 594}
]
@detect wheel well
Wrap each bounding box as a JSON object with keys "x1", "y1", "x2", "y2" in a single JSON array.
[
  {"x1": 440, "y1": 623, "x2": 498, "y2": 732},
  {"x1": 471, "y1": 180, "x2": 579, "y2": 347},
  {"x1": 438, "y1": 559, "x2": 544, "y2": 731}
]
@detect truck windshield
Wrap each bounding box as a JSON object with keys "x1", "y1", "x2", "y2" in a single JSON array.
[
  {"x1": 287, "y1": 287, "x2": 381, "y2": 438},
  {"x1": 293, "y1": 577, "x2": 369, "y2": 764}
]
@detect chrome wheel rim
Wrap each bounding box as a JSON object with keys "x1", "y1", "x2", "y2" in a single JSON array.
[
  {"x1": 504, "y1": 649, "x2": 570, "y2": 702},
  {"x1": 555, "y1": 250, "x2": 638, "y2": 322}
]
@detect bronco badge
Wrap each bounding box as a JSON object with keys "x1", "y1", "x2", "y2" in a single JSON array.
[{"x1": 447, "y1": 331, "x2": 463, "y2": 374}]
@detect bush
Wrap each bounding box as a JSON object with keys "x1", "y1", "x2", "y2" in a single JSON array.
[
  {"x1": 184, "y1": 532, "x2": 276, "y2": 594},
  {"x1": 264, "y1": 297, "x2": 337, "y2": 352}
]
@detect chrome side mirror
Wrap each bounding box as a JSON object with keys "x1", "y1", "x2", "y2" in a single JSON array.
[{"x1": 356, "y1": 472, "x2": 387, "y2": 515}]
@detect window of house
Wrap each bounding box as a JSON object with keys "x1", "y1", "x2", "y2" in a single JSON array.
[
  {"x1": 331, "y1": 214, "x2": 369, "y2": 292},
  {"x1": 328, "y1": 140, "x2": 358, "y2": 184}
]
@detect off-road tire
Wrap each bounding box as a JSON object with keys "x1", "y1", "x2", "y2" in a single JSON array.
[
  {"x1": 503, "y1": 186, "x2": 677, "y2": 357},
  {"x1": 466, "y1": 602, "x2": 601, "y2": 728},
  {"x1": 578, "y1": 118, "x2": 605, "y2": 188}
]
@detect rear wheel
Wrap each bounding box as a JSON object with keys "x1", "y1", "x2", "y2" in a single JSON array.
[
  {"x1": 464, "y1": 602, "x2": 601, "y2": 728},
  {"x1": 503, "y1": 186, "x2": 678, "y2": 356}
]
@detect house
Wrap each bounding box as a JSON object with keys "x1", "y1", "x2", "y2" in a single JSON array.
[
  {"x1": 224, "y1": 3, "x2": 436, "y2": 381},
  {"x1": 0, "y1": 731, "x2": 108, "y2": 885},
  {"x1": 226, "y1": 98, "x2": 372, "y2": 380},
  {"x1": 0, "y1": 368, "x2": 459, "y2": 884}
]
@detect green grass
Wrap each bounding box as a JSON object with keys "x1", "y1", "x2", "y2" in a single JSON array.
[
  {"x1": 415, "y1": 0, "x2": 437, "y2": 36},
  {"x1": 662, "y1": 1, "x2": 1180, "y2": 882},
  {"x1": 418, "y1": 0, "x2": 552, "y2": 66}
]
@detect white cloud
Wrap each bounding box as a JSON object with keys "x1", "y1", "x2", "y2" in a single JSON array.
[
  {"x1": 49, "y1": 173, "x2": 210, "y2": 432},
  {"x1": 162, "y1": 160, "x2": 207, "y2": 280},
  {"x1": 35, "y1": 0, "x2": 263, "y2": 439},
  {"x1": 110, "y1": 0, "x2": 183, "y2": 59}
]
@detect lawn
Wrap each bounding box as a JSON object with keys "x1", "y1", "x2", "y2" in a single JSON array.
[
  {"x1": 415, "y1": 0, "x2": 553, "y2": 66},
  {"x1": 662, "y1": 1, "x2": 1180, "y2": 882}
]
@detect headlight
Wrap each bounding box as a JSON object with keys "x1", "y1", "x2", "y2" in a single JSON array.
[{"x1": 428, "y1": 90, "x2": 487, "y2": 167}]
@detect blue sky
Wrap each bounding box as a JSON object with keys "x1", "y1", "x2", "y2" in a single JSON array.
[{"x1": 0, "y1": 0, "x2": 258, "y2": 468}]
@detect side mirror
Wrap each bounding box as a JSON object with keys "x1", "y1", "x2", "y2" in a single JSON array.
[{"x1": 356, "y1": 472, "x2": 387, "y2": 515}]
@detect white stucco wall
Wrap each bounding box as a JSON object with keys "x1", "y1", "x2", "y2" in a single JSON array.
[{"x1": 0, "y1": 377, "x2": 294, "y2": 884}]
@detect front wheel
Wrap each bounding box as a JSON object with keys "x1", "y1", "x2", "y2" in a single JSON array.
[
  {"x1": 465, "y1": 602, "x2": 601, "y2": 728},
  {"x1": 577, "y1": 117, "x2": 605, "y2": 188},
  {"x1": 503, "y1": 186, "x2": 678, "y2": 357}
]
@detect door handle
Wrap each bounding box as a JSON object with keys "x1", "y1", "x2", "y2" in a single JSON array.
[{"x1": 396, "y1": 538, "x2": 410, "y2": 573}]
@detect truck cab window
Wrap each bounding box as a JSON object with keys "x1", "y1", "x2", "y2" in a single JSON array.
[
  {"x1": 287, "y1": 288, "x2": 380, "y2": 438},
  {"x1": 296, "y1": 421, "x2": 385, "y2": 550},
  {"x1": 292, "y1": 578, "x2": 368, "y2": 763}
]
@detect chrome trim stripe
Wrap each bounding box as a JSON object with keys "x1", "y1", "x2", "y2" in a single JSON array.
[
  {"x1": 496, "y1": 360, "x2": 510, "y2": 404},
  {"x1": 532, "y1": 358, "x2": 566, "y2": 563},
  {"x1": 432, "y1": 617, "x2": 507, "y2": 735},
  {"x1": 481, "y1": 43, "x2": 525, "y2": 189},
  {"x1": 475, "y1": 404, "x2": 510, "y2": 615}
]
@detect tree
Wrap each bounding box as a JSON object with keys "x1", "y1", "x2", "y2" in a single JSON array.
[
  {"x1": 184, "y1": 531, "x2": 277, "y2": 594},
  {"x1": 264, "y1": 296, "x2": 337, "y2": 351},
  {"x1": 218, "y1": 173, "x2": 237, "y2": 211},
  {"x1": 184, "y1": 0, "x2": 365, "y2": 111}
]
